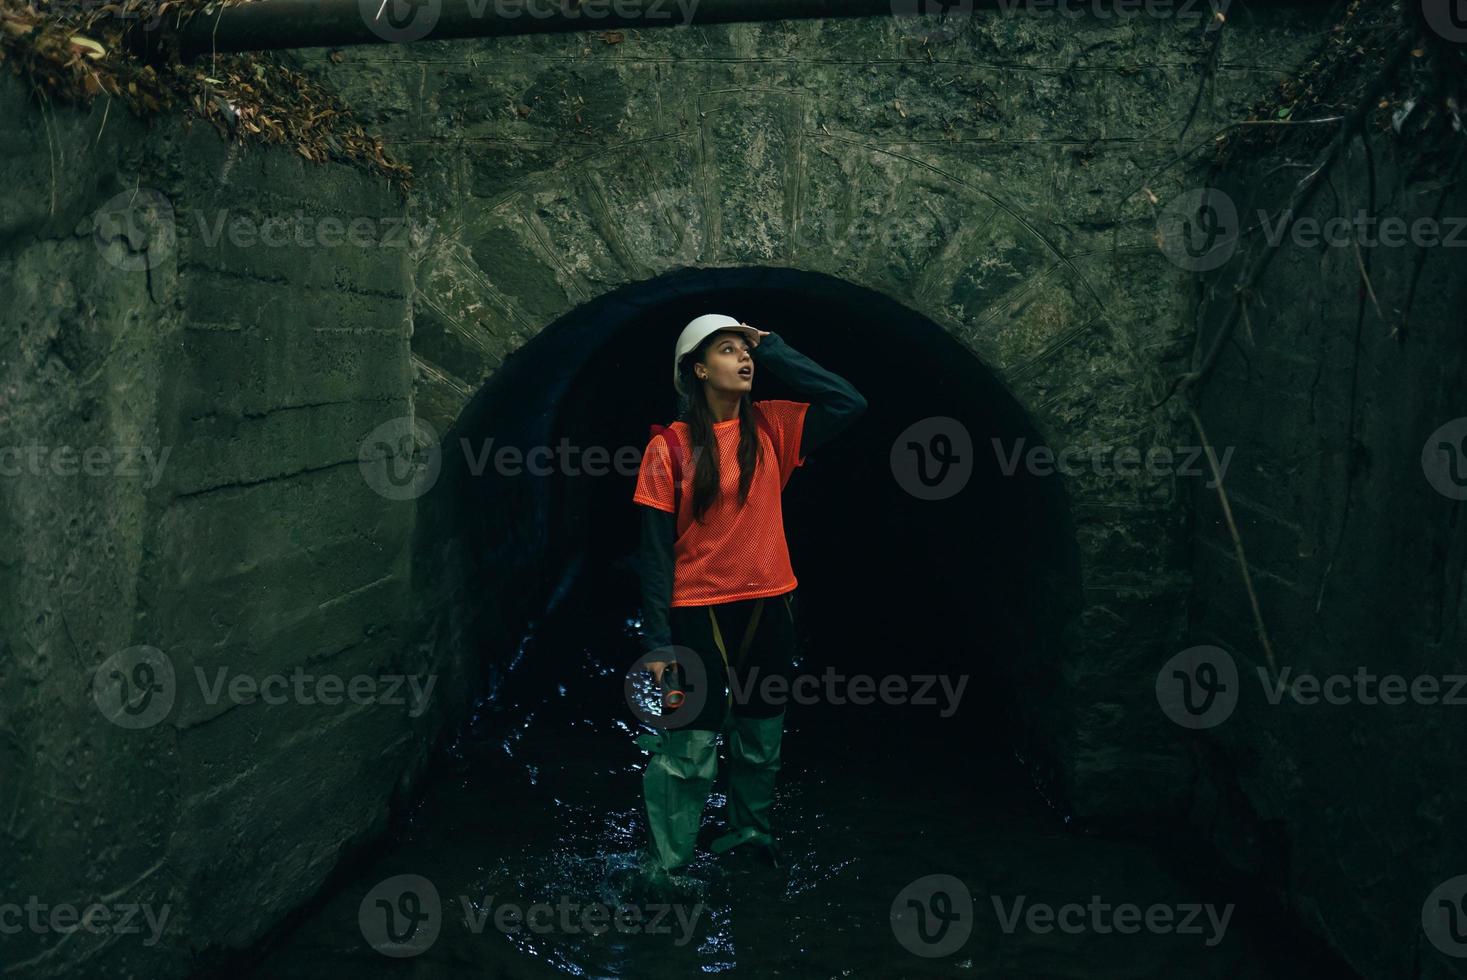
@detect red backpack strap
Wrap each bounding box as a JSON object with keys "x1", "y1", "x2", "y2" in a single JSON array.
[{"x1": 648, "y1": 423, "x2": 686, "y2": 514}]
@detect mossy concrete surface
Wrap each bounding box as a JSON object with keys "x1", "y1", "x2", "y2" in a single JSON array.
[
  {"x1": 4, "y1": 6, "x2": 1457, "y2": 978},
  {"x1": 0, "y1": 74, "x2": 432, "y2": 978}
]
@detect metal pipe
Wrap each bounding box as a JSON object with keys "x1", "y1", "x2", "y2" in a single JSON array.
[
  {"x1": 164, "y1": 0, "x2": 1337, "y2": 60},
  {"x1": 172, "y1": 0, "x2": 904, "y2": 58}
]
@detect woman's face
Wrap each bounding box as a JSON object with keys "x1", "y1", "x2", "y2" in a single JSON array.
[{"x1": 695, "y1": 330, "x2": 754, "y2": 395}]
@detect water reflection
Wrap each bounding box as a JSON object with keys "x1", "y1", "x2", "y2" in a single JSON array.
[{"x1": 248, "y1": 573, "x2": 1336, "y2": 979}]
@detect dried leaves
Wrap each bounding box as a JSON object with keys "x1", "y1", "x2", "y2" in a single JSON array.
[{"x1": 1, "y1": 0, "x2": 412, "y2": 192}]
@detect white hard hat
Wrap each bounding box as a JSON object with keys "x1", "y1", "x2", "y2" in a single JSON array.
[{"x1": 673, "y1": 314, "x2": 760, "y2": 396}]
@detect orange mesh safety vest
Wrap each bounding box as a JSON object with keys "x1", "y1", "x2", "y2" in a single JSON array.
[{"x1": 632, "y1": 399, "x2": 809, "y2": 607}]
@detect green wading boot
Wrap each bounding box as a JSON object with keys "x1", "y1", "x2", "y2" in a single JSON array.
[
  {"x1": 639, "y1": 727, "x2": 720, "y2": 874},
  {"x1": 712, "y1": 711, "x2": 786, "y2": 867}
]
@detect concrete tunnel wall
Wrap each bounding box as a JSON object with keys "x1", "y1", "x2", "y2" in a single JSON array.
[
  {"x1": 6, "y1": 7, "x2": 1457, "y2": 978},
  {"x1": 1186, "y1": 99, "x2": 1467, "y2": 980}
]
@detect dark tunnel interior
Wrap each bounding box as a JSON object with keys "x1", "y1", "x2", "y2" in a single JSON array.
[
  {"x1": 465, "y1": 266, "x2": 1084, "y2": 768},
  {"x1": 596, "y1": 274, "x2": 1079, "y2": 755},
  {"x1": 242, "y1": 270, "x2": 1359, "y2": 978}
]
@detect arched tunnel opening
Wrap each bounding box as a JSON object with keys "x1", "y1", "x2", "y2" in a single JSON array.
[
  {"x1": 548, "y1": 266, "x2": 1078, "y2": 751},
  {"x1": 348, "y1": 266, "x2": 1092, "y2": 974},
  {"x1": 453, "y1": 265, "x2": 1082, "y2": 774},
  {"x1": 239, "y1": 269, "x2": 1348, "y2": 978}
]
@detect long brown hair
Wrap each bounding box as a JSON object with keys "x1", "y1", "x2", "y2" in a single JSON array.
[{"x1": 677, "y1": 334, "x2": 765, "y2": 523}]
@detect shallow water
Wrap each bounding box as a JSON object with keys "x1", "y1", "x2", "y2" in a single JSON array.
[{"x1": 245, "y1": 574, "x2": 1335, "y2": 979}]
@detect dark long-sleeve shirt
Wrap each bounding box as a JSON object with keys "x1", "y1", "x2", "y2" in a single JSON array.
[{"x1": 636, "y1": 332, "x2": 867, "y2": 653}]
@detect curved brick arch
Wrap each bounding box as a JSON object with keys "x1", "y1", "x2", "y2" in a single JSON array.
[
  {"x1": 405, "y1": 86, "x2": 1193, "y2": 819},
  {"x1": 413, "y1": 90, "x2": 1130, "y2": 437}
]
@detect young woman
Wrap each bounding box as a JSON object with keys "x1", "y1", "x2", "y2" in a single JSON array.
[{"x1": 631, "y1": 313, "x2": 867, "y2": 876}]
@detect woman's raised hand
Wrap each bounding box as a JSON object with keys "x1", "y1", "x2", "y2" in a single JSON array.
[{"x1": 739, "y1": 322, "x2": 771, "y2": 345}]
